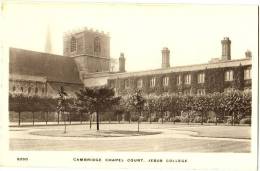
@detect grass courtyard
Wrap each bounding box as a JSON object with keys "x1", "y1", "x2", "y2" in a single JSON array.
[{"x1": 9, "y1": 123, "x2": 251, "y2": 152}]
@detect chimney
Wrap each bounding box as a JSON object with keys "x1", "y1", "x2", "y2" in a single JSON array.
[
  {"x1": 161, "y1": 47, "x2": 170, "y2": 68},
  {"x1": 245, "y1": 50, "x2": 252, "y2": 59},
  {"x1": 119, "y1": 53, "x2": 125, "y2": 72},
  {"x1": 221, "y1": 37, "x2": 231, "y2": 60}
]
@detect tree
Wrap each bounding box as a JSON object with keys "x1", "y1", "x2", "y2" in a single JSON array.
[
  {"x1": 169, "y1": 94, "x2": 182, "y2": 124},
  {"x1": 193, "y1": 95, "x2": 211, "y2": 125},
  {"x1": 9, "y1": 94, "x2": 29, "y2": 126},
  {"x1": 27, "y1": 95, "x2": 41, "y2": 126},
  {"x1": 153, "y1": 94, "x2": 170, "y2": 124},
  {"x1": 128, "y1": 90, "x2": 146, "y2": 132},
  {"x1": 57, "y1": 86, "x2": 68, "y2": 133},
  {"x1": 75, "y1": 87, "x2": 120, "y2": 131},
  {"x1": 181, "y1": 95, "x2": 194, "y2": 124},
  {"x1": 144, "y1": 94, "x2": 156, "y2": 123},
  {"x1": 209, "y1": 92, "x2": 224, "y2": 125},
  {"x1": 221, "y1": 90, "x2": 243, "y2": 125}
]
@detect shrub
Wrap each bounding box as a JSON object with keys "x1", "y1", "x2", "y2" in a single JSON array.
[
  {"x1": 239, "y1": 118, "x2": 251, "y2": 125},
  {"x1": 171, "y1": 116, "x2": 181, "y2": 122},
  {"x1": 193, "y1": 116, "x2": 202, "y2": 123},
  {"x1": 207, "y1": 118, "x2": 216, "y2": 123}
]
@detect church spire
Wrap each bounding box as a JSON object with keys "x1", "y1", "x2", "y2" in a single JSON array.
[{"x1": 44, "y1": 24, "x2": 52, "y2": 54}]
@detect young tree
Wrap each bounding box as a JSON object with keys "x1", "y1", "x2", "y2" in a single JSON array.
[
  {"x1": 128, "y1": 90, "x2": 146, "y2": 132},
  {"x1": 57, "y1": 86, "x2": 68, "y2": 133},
  {"x1": 75, "y1": 87, "x2": 120, "y2": 131}
]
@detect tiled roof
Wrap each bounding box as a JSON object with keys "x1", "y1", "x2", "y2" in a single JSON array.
[{"x1": 9, "y1": 48, "x2": 82, "y2": 84}]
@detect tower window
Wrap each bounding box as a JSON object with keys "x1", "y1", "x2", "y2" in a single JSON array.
[
  {"x1": 225, "y1": 70, "x2": 234, "y2": 81},
  {"x1": 71, "y1": 37, "x2": 77, "y2": 52},
  {"x1": 94, "y1": 37, "x2": 101, "y2": 55}
]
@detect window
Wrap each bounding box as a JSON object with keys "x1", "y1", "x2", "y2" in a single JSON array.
[
  {"x1": 224, "y1": 87, "x2": 234, "y2": 92},
  {"x1": 12, "y1": 86, "x2": 16, "y2": 92},
  {"x1": 35, "y1": 87, "x2": 38, "y2": 94},
  {"x1": 177, "y1": 75, "x2": 182, "y2": 85},
  {"x1": 197, "y1": 73, "x2": 205, "y2": 84},
  {"x1": 42, "y1": 88, "x2": 45, "y2": 94},
  {"x1": 94, "y1": 37, "x2": 101, "y2": 55},
  {"x1": 28, "y1": 87, "x2": 31, "y2": 94},
  {"x1": 184, "y1": 74, "x2": 191, "y2": 84},
  {"x1": 71, "y1": 37, "x2": 77, "y2": 52},
  {"x1": 21, "y1": 87, "x2": 24, "y2": 92},
  {"x1": 244, "y1": 68, "x2": 251, "y2": 80},
  {"x1": 150, "y1": 77, "x2": 156, "y2": 87},
  {"x1": 184, "y1": 89, "x2": 191, "y2": 95},
  {"x1": 163, "y1": 77, "x2": 169, "y2": 87},
  {"x1": 124, "y1": 79, "x2": 129, "y2": 89},
  {"x1": 137, "y1": 79, "x2": 143, "y2": 89},
  {"x1": 109, "y1": 81, "x2": 115, "y2": 88},
  {"x1": 224, "y1": 70, "x2": 234, "y2": 81},
  {"x1": 197, "y1": 89, "x2": 206, "y2": 95}
]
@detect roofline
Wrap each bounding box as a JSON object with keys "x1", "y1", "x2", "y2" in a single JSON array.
[
  {"x1": 9, "y1": 47, "x2": 71, "y2": 58},
  {"x1": 107, "y1": 58, "x2": 252, "y2": 79},
  {"x1": 46, "y1": 80, "x2": 84, "y2": 85}
]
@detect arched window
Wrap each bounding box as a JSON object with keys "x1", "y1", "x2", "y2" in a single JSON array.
[
  {"x1": 21, "y1": 87, "x2": 24, "y2": 92},
  {"x1": 71, "y1": 37, "x2": 77, "y2": 52},
  {"x1": 35, "y1": 87, "x2": 38, "y2": 94},
  {"x1": 42, "y1": 88, "x2": 45, "y2": 94},
  {"x1": 94, "y1": 37, "x2": 101, "y2": 54}
]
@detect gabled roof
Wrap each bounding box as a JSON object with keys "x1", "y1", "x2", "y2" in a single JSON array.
[{"x1": 9, "y1": 48, "x2": 82, "y2": 84}]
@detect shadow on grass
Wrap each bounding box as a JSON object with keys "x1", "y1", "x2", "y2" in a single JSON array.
[{"x1": 30, "y1": 130, "x2": 162, "y2": 138}]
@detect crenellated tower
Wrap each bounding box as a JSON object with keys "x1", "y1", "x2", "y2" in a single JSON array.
[{"x1": 63, "y1": 27, "x2": 110, "y2": 79}]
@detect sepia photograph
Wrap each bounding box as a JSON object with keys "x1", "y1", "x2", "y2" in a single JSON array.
[{"x1": 0, "y1": 1, "x2": 258, "y2": 170}]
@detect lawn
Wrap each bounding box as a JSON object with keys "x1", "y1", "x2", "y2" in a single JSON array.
[
  {"x1": 172, "y1": 125, "x2": 251, "y2": 139},
  {"x1": 9, "y1": 123, "x2": 251, "y2": 152}
]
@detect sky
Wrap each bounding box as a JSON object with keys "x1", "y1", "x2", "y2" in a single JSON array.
[{"x1": 2, "y1": 2, "x2": 258, "y2": 72}]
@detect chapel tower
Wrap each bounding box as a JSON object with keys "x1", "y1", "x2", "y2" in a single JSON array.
[{"x1": 63, "y1": 28, "x2": 110, "y2": 79}]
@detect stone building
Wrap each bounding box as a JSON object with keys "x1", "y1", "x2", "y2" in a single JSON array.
[
  {"x1": 9, "y1": 27, "x2": 252, "y2": 98},
  {"x1": 107, "y1": 37, "x2": 252, "y2": 95},
  {"x1": 9, "y1": 48, "x2": 83, "y2": 98}
]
